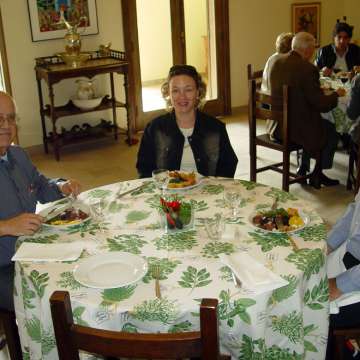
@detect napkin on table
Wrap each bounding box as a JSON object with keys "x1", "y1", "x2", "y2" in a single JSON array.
[
  {"x1": 12, "y1": 242, "x2": 83, "y2": 262},
  {"x1": 220, "y1": 252, "x2": 288, "y2": 294}
]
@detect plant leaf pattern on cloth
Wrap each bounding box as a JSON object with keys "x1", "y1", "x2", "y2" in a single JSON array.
[
  {"x1": 271, "y1": 311, "x2": 303, "y2": 343},
  {"x1": 153, "y1": 230, "x2": 198, "y2": 251},
  {"x1": 297, "y1": 224, "x2": 326, "y2": 242},
  {"x1": 56, "y1": 271, "x2": 83, "y2": 290},
  {"x1": 201, "y1": 242, "x2": 235, "y2": 258},
  {"x1": 21, "y1": 234, "x2": 59, "y2": 244},
  {"x1": 168, "y1": 320, "x2": 193, "y2": 333},
  {"x1": 106, "y1": 234, "x2": 147, "y2": 254},
  {"x1": 201, "y1": 184, "x2": 224, "y2": 195},
  {"x1": 29, "y1": 270, "x2": 49, "y2": 299},
  {"x1": 239, "y1": 334, "x2": 302, "y2": 360},
  {"x1": 178, "y1": 266, "x2": 212, "y2": 292},
  {"x1": 218, "y1": 290, "x2": 256, "y2": 326},
  {"x1": 132, "y1": 298, "x2": 179, "y2": 324},
  {"x1": 73, "y1": 306, "x2": 90, "y2": 327},
  {"x1": 249, "y1": 231, "x2": 289, "y2": 252},
  {"x1": 126, "y1": 210, "x2": 152, "y2": 224},
  {"x1": 101, "y1": 285, "x2": 136, "y2": 307},
  {"x1": 286, "y1": 248, "x2": 325, "y2": 280},
  {"x1": 142, "y1": 257, "x2": 181, "y2": 283},
  {"x1": 25, "y1": 316, "x2": 56, "y2": 355},
  {"x1": 304, "y1": 277, "x2": 328, "y2": 310},
  {"x1": 268, "y1": 275, "x2": 299, "y2": 306},
  {"x1": 21, "y1": 276, "x2": 36, "y2": 309}
]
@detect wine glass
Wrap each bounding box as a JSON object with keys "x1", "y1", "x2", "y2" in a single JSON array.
[
  {"x1": 223, "y1": 190, "x2": 242, "y2": 218},
  {"x1": 205, "y1": 213, "x2": 225, "y2": 243},
  {"x1": 152, "y1": 169, "x2": 168, "y2": 194}
]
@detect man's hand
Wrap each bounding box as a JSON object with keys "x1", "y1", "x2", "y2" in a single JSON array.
[
  {"x1": 58, "y1": 179, "x2": 81, "y2": 197},
  {"x1": 0, "y1": 213, "x2": 44, "y2": 236},
  {"x1": 336, "y1": 87, "x2": 346, "y2": 97},
  {"x1": 329, "y1": 278, "x2": 342, "y2": 301},
  {"x1": 327, "y1": 244, "x2": 333, "y2": 255},
  {"x1": 322, "y1": 67, "x2": 333, "y2": 77}
]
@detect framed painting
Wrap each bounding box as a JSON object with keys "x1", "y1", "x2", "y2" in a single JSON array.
[
  {"x1": 291, "y1": 2, "x2": 321, "y2": 46},
  {"x1": 27, "y1": 0, "x2": 99, "y2": 42}
]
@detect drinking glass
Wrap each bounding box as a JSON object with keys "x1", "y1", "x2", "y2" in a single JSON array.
[
  {"x1": 152, "y1": 169, "x2": 168, "y2": 194},
  {"x1": 205, "y1": 213, "x2": 225, "y2": 243},
  {"x1": 223, "y1": 190, "x2": 242, "y2": 217},
  {"x1": 89, "y1": 198, "x2": 107, "y2": 232}
]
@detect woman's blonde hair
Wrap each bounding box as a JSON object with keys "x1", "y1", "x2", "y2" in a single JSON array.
[{"x1": 161, "y1": 65, "x2": 207, "y2": 111}]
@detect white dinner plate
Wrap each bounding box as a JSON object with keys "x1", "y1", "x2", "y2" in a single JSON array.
[
  {"x1": 41, "y1": 202, "x2": 91, "y2": 230},
  {"x1": 165, "y1": 172, "x2": 203, "y2": 192},
  {"x1": 249, "y1": 209, "x2": 310, "y2": 234},
  {"x1": 73, "y1": 252, "x2": 148, "y2": 289}
]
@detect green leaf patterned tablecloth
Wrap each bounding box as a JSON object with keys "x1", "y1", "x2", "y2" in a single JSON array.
[{"x1": 14, "y1": 178, "x2": 329, "y2": 359}]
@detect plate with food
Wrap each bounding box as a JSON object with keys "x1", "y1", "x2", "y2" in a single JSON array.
[
  {"x1": 166, "y1": 171, "x2": 202, "y2": 191},
  {"x1": 250, "y1": 207, "x2": 309, "y2": 233},
  {"x1": 41, "y1": 202, "x2": 91, "y2": 229}
]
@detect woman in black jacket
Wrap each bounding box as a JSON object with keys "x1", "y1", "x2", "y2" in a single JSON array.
[{"x1": 136, "y1": 65, "x2": 238, "y2": 178}]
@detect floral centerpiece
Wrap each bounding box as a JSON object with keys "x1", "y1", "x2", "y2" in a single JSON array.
[{"x1": 159, "y1": 197, "x2": 194, "y2": 232}]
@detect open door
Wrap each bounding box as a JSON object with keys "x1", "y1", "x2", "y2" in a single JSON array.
[{"x1": 121, "y1": 0, "x2": 230, "y2": 130}]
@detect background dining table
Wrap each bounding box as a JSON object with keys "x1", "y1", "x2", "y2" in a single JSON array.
[
  {"x1": 321, "y1": 76, "x2": 353, "y2": 135},
  {"x1": 14, "y1": 177, "x2": 329, "y2": 359}
]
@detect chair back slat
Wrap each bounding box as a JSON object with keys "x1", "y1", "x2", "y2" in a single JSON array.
[
  {"x1": 248, "y1": 75, "x2": 305, "y2": 191},
  {"x1": 50, "y1": 291, "x2": 228, "y2": 360}
]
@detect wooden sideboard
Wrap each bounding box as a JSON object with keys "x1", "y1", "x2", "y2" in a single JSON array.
[{"x1": 35, "y1": 49, "x2": 135, "y2": 161}]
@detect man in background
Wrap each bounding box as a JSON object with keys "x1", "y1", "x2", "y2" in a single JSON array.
[{"x1": 270, "y1": 32, "x2": 345, "y2": 189}]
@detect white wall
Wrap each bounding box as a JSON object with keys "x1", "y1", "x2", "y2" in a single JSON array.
[
  {"x1": 0, "y1": 0, "x2": 358, "y2": 147},
  {"x1": 0, "y1": 0, "x2": 124, "y2": 147}
]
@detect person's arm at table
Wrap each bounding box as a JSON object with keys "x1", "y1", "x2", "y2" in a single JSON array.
[
  {"x1": 332, "y1": 264, "x2": 360, "y2": 298},
  {"x1": 347, "y1": 75, "x2": 360, "y2": 120},
  {"x1": 0, "y1": 213, "x2": 43, "y2": 236},
  {"x1": 327, "y1": 202, "x2": 356, "y2": 253}
]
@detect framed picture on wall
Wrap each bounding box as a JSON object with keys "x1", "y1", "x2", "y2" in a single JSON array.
[
  {"x1": 291, "y1": 2, "x2": 321, "y2": 46},
  {"x1": 27, "y1": 0, "x2": 99, "y2": 42}
]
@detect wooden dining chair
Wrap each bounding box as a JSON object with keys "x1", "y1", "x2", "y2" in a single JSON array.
[
  {"x1": 248, "y1": 79, "x2": 310, "y2": 191},
  {"x1": 247, "y1": 64, "x2": 263, "y2": 89},
  {"x1": 0, "y1": 308, "x2": 23, "y2": 360},
  {"x1": 50, "y1": 291, "x2": 230, "y2": 360},
  {"x1": 346, "y1": 140, "x2": 360, "y2": 194},
  {"x1": 333, "y1": 327, "x2": 360, "y2": 360}
]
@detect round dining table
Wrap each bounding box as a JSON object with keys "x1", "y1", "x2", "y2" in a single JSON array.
[{"x1": 14, "y1": 177, "x2": 329, "y2": 359}]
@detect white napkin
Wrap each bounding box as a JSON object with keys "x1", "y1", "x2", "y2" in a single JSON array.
[
  {"x1": 330, "y1": 291, "x2": 360, "y2": 314},
  {"x1": 12, "y1": 242, "x2": 83, "y2": 262},
  {"x1": 220, "y1": 252, "x2": 288, "y2": 294}
]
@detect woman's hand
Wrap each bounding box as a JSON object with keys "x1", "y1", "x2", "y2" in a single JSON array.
[
  {"x1": 0, "y1": 213, "x2": 44, "y2": 236},
  {"x1": 58, "y1": 179, "x2": 81, "y2": 197},
  {"x1": 322, "y1": 67, "x2": 333, "y2": 77},
  {"x1": 328, "y1": 278, "x2": 342, "y2": 301}
]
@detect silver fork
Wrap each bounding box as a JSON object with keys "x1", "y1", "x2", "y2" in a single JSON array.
[{"x1": 152, "y1": 265, "x2": 162, "y2": 299}]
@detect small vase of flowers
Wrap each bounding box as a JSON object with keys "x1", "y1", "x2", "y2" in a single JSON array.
[{"x1": 159, "y1": 197, "x2": 194, "y2": 233}]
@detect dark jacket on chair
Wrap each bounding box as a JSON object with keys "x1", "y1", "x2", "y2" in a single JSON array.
[
  {"x1": 270, "y1": 51, "x2": 339, "y2": 156},
  {"x1": 315, "y1": 43, "x2": 360, "y2": 71},
  {"x1": 136, "y1": 110, "x2": 238, "y2": 178}
]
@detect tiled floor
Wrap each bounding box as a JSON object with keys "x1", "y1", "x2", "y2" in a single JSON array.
[{"x1": 28, "y1": 108, "x2": 354, "y2": 228}]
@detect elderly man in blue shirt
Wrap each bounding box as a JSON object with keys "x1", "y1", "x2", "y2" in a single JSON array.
[
  {"x1": 0, "y1": 91, "x2": 80, "y2": 311},
  {"x1": 326, "y1": 191, "x2": 360, "y2": 359}
]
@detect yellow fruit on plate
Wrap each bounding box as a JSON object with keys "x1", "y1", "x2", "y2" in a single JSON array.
[{"x1": 289, "y1": 215, "x2": 304, "y2": 227}]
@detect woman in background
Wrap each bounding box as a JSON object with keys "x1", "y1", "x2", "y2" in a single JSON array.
[{"x1": 136, "y1": 65, "x2": 238, "y2": 178}]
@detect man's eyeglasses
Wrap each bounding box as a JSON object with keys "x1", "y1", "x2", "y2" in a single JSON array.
[{"x1": 0, "y1": 113, "x2": 18, "y2": 127}]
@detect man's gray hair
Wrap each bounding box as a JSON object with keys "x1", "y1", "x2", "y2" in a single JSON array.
[{"x1": 291, "y1": 32, "x2": 316, "y2": 50}]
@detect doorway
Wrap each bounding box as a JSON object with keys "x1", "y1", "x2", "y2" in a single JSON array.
[{"x1": 121, "y1": 0, "x2": 230, "y2": 130}]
